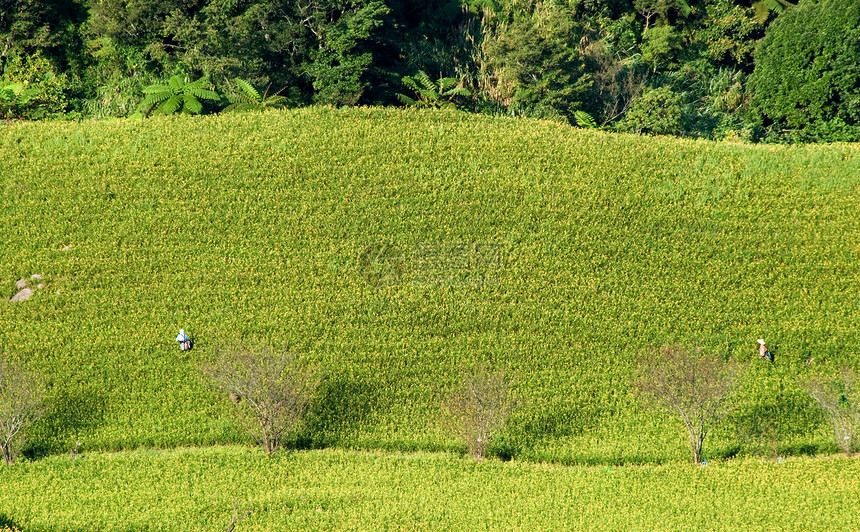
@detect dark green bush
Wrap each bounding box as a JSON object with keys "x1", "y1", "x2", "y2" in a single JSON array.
[
  {"x1": 747, "y1": 0, "x2": 860, "y2": 142},
  {"x1": 617, "y1": 86, "x2": 684, "y2": 136}
]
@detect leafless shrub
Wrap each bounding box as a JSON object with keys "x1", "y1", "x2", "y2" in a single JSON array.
[
  {"x1": 803, "y1": 367, "x2": 860, "y2": 456},
  {"x1": 442, "y1": 364, "x2": 515, "y2": 461},
  {"x1": 634, "y1": 344, "x2": 740, "y2": 464},
  {"x1": 225, "y1": 499, "x2": 251, "y2": 532},
  {"x1": 202, "y1": 341, "x2": 318, "y2": 454},
  {"x1": 0, "y1": 357, "x2": 45, "y2": 465}
]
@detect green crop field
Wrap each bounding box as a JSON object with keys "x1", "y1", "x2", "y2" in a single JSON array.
[
  {"x1": 1, "y1": 107, "x2": 859, "y2": 527},
  {"x1": 1, "y1": 446, "x2": 859, "y2": 531},
  {"x1": 2, "y1": 107, "x2": 859, "y2": 460}
]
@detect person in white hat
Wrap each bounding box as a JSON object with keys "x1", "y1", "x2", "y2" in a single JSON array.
[
  {"x1": 176, "y1": 329, "x2": 192, "y2": 351},
  {"x1": 757, "y1": 339, "x2": 772, "y2": 362}
]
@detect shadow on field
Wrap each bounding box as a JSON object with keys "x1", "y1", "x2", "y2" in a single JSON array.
[
  {"x1": 0, "y1": 513, "x2": 21, "y2": 531},
  {"x1": 295, "y1": 370, "x2": 391, "y2": 449},
  {"x1": 26, "y1": 386, "x2": 107, "y2": 459}
]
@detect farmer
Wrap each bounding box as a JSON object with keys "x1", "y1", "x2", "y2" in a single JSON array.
[
  {"x1": 757, "y1": 339, "x2": 772, "y2": 362},
  {"x1": 176, "y1": 329, "x2": 192, "y2": 351}
]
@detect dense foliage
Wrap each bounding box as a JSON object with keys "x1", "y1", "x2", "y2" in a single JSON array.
[
  {"x1": 746, "y1": 0, "x2": 860, "y2": 143},
  {"x1": 3, "y1": 0, "x2": 856, "y2": 141},
  {"x1": 1, "y1": 108, "x2": 858, "y2": 464}
]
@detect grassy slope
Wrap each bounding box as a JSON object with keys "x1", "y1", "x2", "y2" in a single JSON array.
[
  {"x1": 1, "y1": 107, "x2": 859, "y2": 463},
  {"x1": 1, "y1": 446, "x2": 859, "y2": 531}
]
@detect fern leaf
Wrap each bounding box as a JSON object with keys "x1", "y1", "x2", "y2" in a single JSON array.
[
  {"x1": 414, "y1": 70, "x2": 436, "y2": 92},
  {"x1": 401, "y1": 76, "x2": 420, "y2": 93},
  {"x1": 764, "y1": 0, "x2": 786, "y2": 11},
  {"x1": 396, "y1": 93, "x2": 417, "y2": 106},
  {"x1": 438, "y1": 77, "x2": 459, "y2": 92},
  {"x1": 417, "y1": 88, "x2": 439, "y2": 102},
  {"x1": 140, "y1": 92, "x2": 170, "y2": 109},
  {"x1": 223, "y1": 102, "x2": 256, "y2": 113},
  {"x1": 168, "y1": 75, "x2": 184, "y2": 91},
  {"x1": 142, "y1": 84, "x2": 170, "y2": 95},
  {"x1": 574, "y1": 110, "x2": 598, "y2": 129},
  {"x1": 234, "y1": 78, "x2": 260, "y2": 102},
  {"x1": 183, "y1": 94, "x2": 203, "y2": 115},
  {"x1": 227, "y1": 91, "x2": 252, "y2": 105},
  {"x1": 190, "y1": 88, "x2": 220, "y2": 101},
  {"x1": 160, "y1": 95, "x2": 181, "y2": 115},
  {"x1": 443, "y1": 87, "x2": 471, "y2": 97},
  {"x1": 261, "y1": 95, "x2": 287, "y2": 109},
  {"x1": 751, "y1": 2, "x2": 768, "y2": 23},
  {"x1": 0, "y1": 83, "x2": 24, "y2": 102}
]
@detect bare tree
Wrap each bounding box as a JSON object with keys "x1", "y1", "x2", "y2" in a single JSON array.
[
  {"x1": 225, "y1": 499, "x2": 251, "y2": 532},
  {"x1": 803, "y1": 368, "x2": 859, "y2": 456},
  {"x1": 0, "y1": 357, "x2": 45, "y2": 465},
  {"x1": 634, "y1": 344, "x2": 740, "y2": 464},
  {"x1": 202, "y1": 341, "x2": 318, "y2": 454},
  {"x1": 443, "y1": 364, "x2": 515, "y2": 461}
]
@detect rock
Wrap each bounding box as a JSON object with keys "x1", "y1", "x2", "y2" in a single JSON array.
[
  {"x1": 62, "y1": 246, "x2": 71, "y2": 251},
  {"x1": 10, "y1": 288, "x2": 33, "y2": 302},
  {"x1": 31, "y1": 274, "x2": 42, "y2": 280},
  {"x1": 37, "y1": 284, "x2": 45, "y2": 289},
  {"x1": 15, "y1": 279, "x2": 27, "y2": 289}
]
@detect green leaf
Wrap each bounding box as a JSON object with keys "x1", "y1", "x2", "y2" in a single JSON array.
[
  {"x1": 160, "y1": 94, "x2": 181, "y2": 115},
  {"x1": 575, "y1": 110, "x2": 598, "y2": 129},
  {"x1": 234, "y1": 78, "x2": 260, "y2": 102},
  {"x1": 183, "y1": 94, "x2": 203, "y2": 115},
  {"x1": 396, "y1": 93, "x2": 417, "y2": 106},
  {"x1": 415, "y1": 71, "x2": 436, "y2": 93}
]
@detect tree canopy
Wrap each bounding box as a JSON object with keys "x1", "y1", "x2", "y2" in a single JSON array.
[
  {"x1": 747, "y1": 0, "x2": 860, "y2": 142},
  {"x1": 1, "y1": 0, "x2": 856, "y2": 142}
]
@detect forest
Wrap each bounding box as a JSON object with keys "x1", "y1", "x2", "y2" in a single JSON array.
[{"x1": 1, "y1": 0, "x2": 858, "y2": 143}]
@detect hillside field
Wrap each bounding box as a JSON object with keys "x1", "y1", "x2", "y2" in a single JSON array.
[{"x1": 1, "y1": 107, "x2": 859, "y2": 466}]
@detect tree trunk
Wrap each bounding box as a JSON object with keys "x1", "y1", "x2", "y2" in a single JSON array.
[{"x1": 1, "y1": 442, "x2": 11, "y2": 466}]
